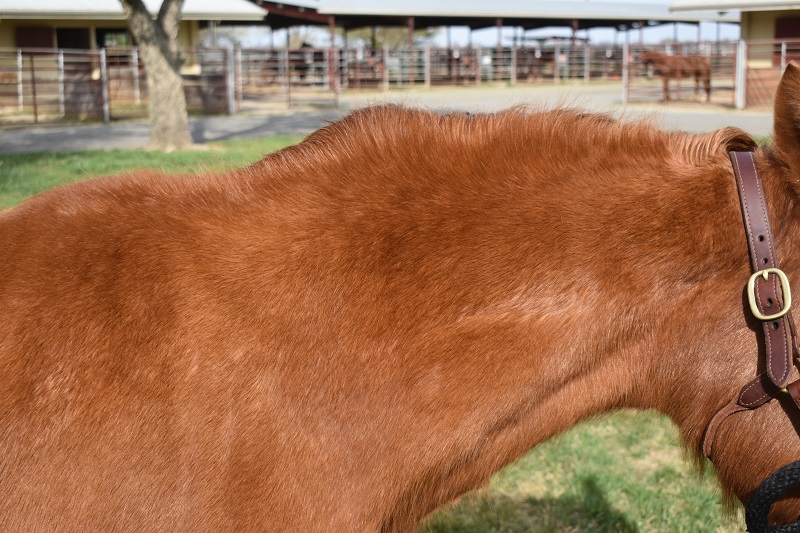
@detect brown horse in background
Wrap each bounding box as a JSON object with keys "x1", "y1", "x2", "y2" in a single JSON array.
[
  {"x1": 3, "y1": 61, "x2": 800, "y2": 531},
  {"x1": 640, "y1": 49, "x2": 712, "y2": 103}
]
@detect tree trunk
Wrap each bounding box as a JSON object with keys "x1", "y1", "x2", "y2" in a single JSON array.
[{"x1": 120, "y1": 0, "x2": 193, "y2": 151}]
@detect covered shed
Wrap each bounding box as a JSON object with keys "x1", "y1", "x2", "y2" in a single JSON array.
[{"x1": 256, "y1": 0, "x2": 738, "y2": 48}]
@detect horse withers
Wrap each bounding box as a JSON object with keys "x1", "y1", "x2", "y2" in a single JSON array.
[
  {"x1": 3, "y1": 64, "x2": 800, "y2": 531},
  {"x1": 640, "y1": 49, "x2": 712, "y2": 103}
]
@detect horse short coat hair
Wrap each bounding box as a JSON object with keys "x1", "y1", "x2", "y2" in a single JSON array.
[{"x1": 4, "y1": 64, "x2": 800, "y2": 531}]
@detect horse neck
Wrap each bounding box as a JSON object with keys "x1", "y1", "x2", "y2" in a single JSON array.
[{"x1": 634, "y1": 151, "x2": 798, "y2": 454}]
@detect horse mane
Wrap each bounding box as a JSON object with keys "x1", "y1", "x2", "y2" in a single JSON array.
[
  {"x1": 671, "y1": 127, "x2": 757, "y2": 166},
  {"x1": 253, "y1": 105, "x2": 756, "y2": 182}
]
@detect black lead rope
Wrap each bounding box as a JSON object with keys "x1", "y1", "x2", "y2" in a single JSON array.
[{"x1": 746, "y1": 460, "x2": 800, "y2": 532}]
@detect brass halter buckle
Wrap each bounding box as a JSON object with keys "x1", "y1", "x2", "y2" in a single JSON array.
[{"x1": 747, "y1": 268, "x2": 792, "y2": 321}]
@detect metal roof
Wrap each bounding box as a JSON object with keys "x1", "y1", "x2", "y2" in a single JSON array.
[
  {"x1": 671, "y1": 0, "x2": 799, "y2": 10},
  {"x1": 259, "y1": 0, "x2": 738, "y2": 30},
  {"x1": 0, "y1": 0, "x2": 267, "y2": 21}
]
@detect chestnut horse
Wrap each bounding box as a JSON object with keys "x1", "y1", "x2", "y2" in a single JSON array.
[
  {"x1": 640, "y1": 49, "x2": 712, "y2": 103},
  {"x1": 3, "y1": 64, "x2": 800, "y2": 531}
]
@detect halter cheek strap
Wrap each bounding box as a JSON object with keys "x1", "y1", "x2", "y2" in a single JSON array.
[{"x1": 702, "y1": 151, "x2": 798, "y2": 458}]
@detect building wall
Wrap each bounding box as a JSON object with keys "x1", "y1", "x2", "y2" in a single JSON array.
[
  {"x1": 742, "y1": 10, "x2": 799, "y2": 68},
  {"x1": 741, "y1": 10, "x2": 800, "y2": 41},
  {"x1": 0, "y1": 19, "x2": 200, "y2": 50}
]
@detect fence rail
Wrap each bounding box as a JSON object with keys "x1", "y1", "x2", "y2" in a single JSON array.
[
  {"x1": 740, "y1": 39, "x2": 800, "y2": 108},
  {"x1": 623, "y1": 41, "x2": 738, "y2": 107},
  {"x1": 2, "y1": 40, "x2": 794, "y2": 125},
  {"x1": 0, "y1": 43, "x2": 623, "y2": 125}
]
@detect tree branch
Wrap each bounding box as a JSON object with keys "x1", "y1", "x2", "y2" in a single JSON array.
[
  {"x1": 158, "y1": 0, "x2": 185, "y2": 44},
  {"x1": 119, "y1": 0, "x2": 183, "y2": 67},
  {"x1": 119, "y1": 0, "x2": 156, "y2": 46}
]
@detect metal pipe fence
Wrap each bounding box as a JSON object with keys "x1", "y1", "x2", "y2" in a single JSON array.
[
  {"x1": 622, "y1": 41, "x2": 738, "y2": 107},
  {"x1": 5, "y1": 41, "x2": 792, "y2": 125},
  {"x1": 739, "y1": 39, "x2": 800, "y2": 109}
]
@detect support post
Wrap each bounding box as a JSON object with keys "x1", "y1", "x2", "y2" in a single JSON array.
[
  {"x1": 735, "y1": 39, "x2": 746, "y2": 110},
  {"x1": 210, "y1": 20, "x2": 218, "y2": 48},
  {"x1": 328, "y1": 15, "x2": 337, "y2": 96},
  {"x1": 572, "y1": 19, "x2": 579, "y2": 80},
  {"x1": 99, "y1": 49, "x2": 110, "y2": 123}
]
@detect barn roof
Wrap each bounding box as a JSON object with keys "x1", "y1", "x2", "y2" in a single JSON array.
[
  {"x1": 0, "y1": 0, "x2": 267, "y2": 21},
  {"x1": 259, "y1": 0, "x2": 739, "y2": 30},
  {"x1": 671, "y1": 0, "x2": 799, "y2": 10}
]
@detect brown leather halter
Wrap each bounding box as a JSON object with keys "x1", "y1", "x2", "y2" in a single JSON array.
[{"x1": 702, "y1": 151, "x2": 800, "y2": 459}]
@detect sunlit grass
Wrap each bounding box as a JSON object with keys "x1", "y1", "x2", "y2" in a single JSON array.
[
  {"x1": 422, "y1": 410, "x2": 744, "y2": 533},
  {"x1": 0, "y1": 135, "x2": 303, "y2": 209}
]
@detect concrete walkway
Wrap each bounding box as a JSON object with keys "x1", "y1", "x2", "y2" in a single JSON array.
[{"x1": 0, "y1": 83, "x2": 773, "y2": 155}]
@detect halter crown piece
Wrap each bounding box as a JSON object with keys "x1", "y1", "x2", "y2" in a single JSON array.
[{"x1": 704, "y1": 152, "x2": 800, "y2": 532}]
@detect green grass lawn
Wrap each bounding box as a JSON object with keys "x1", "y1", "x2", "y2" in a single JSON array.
[
  {"x1": 0, "y1": 135, "x2": 303, "y2": 210},
  {"x1": 0, "y1": 138, "x2": 745, "y2": 532}
]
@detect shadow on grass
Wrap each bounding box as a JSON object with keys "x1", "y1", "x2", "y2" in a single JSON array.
[{"x1": 421, "y1": 475, "x2": 638, "y2": 533}]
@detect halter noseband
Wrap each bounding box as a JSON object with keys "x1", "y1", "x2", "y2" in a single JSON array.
[{"x1": 702, "y1": 151, "x2": 800, "y2": 532}]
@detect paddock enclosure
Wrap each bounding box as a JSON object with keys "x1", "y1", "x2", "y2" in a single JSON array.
[
  {"x1": 1, "y1": 39, "x2": 798, "y2": 125},
  {"x1": 2, "y1": 39, "x2": 799, "y2": 129},
  {"x1": 4, "y1": 63, "x2": 800, "y2": 532}
]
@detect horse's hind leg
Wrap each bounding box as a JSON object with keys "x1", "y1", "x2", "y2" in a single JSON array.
[
  {"x1": 705, "y1": 74, "x2": 711, "y2": 103},
  {"x1": 662, "y1": 76, "x2": 670, "y2": 102}
]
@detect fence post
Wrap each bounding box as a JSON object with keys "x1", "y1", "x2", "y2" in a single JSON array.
[
  {"x1": 476, "y1": 46, "x2": 481, "y2": 86},
  {"x1": 622, "y1": 42, "x2": 629, "y2": 104},
  {"x1": 424, "y1": 45, "x2": 431, "y2": 89},
  {"x1": 29, "y1": 54, "x2": 39, "y2": 123},
  {"x1": 235, "y1": 47, "x2": 243, "y2": 110},
  {"x1": 16, "y1": 49, "x2": 23, "y2": 112},
  {"x1": 283, "y1": 49, "x2": 292, "y2": 108},
  {"x1": 510, "y1": 46, "x2": 517, "y2": 86},
  {"x1": 323, "y1": 48, "x2": 330, "y2": 91},
  {"x1": 58, "y1": 50, "x2": 65, "y2": 116},
  {"x1": 781, "y1": 41, "x2": 787, "y2": 72},
  {"x1": 554, "y1": 42, "x2": 560, "y2": 84},
  {"x1": 99, "y1": 48, "x2": 110, "y2": 123},
  {"x1": 584, "y1": 43, "x2": 590, "y2": 82},
  {"x1": 225, "y1": 46, "x2": 236, "y2": 115},
  {"x1": 734, "y1": 40, "x2": 747, "y2": 110},
  {"x1": 382, "y1": 47, "x2": 389, "y2": 91},
  {"x1": 131, "y1": 49, "x2": 141, "y2": 106}
]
